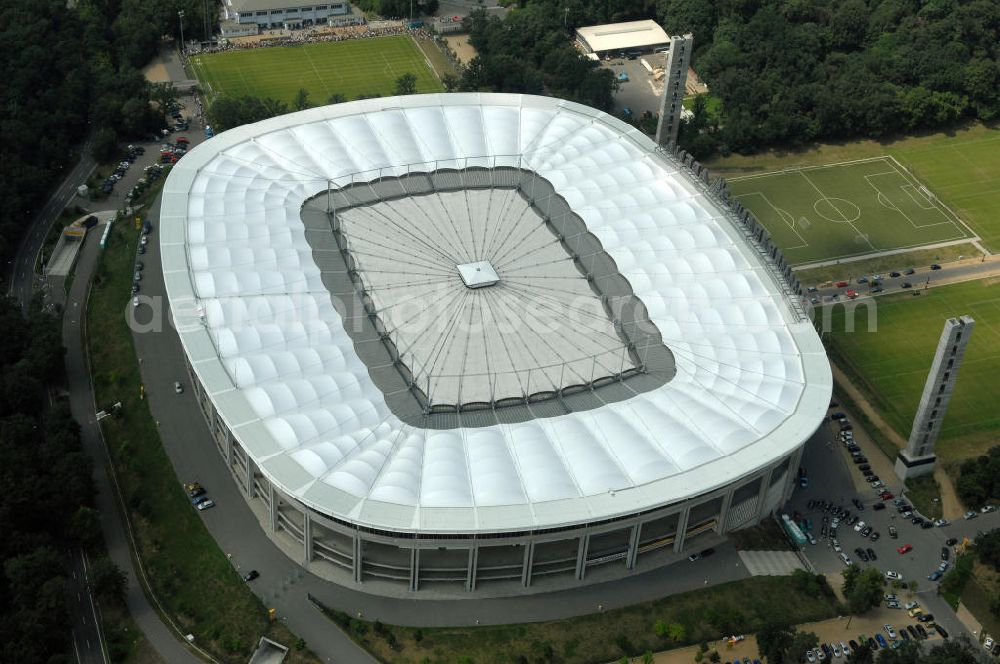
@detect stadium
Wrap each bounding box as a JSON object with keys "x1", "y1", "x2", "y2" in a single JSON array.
[{"x1": 160, "y1": 93, "x2": 832, "y2": 596}]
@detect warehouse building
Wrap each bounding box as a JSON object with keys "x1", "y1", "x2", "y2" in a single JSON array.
[{"x1": 575, "y1": 20, "x2": 671, "y2": 58}]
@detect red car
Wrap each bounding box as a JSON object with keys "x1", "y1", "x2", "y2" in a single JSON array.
[
  {"x1": 175, "y1": 136, "x2": 190, "y2": 145},
  {"x1": 835, "y1": 281, "x2": 849, "y2": 287},
  {"x1": 897, "y1": 544, "x2": 913, "y2": 554},
  {"x1": 846, "y1": 289, "x2": 859, "y2": 299},
  {"x1": 880, "y1": 491, "x2": 894, "y2": 500}
]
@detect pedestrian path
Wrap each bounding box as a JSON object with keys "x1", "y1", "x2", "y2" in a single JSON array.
[{"x1": 738, "y1": 550, "x2": 805, "y2": 576}]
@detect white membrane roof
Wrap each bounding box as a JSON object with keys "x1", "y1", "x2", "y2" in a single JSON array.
[{"x1": 160, "y1": 93, "x2": 832, "y2": 534}]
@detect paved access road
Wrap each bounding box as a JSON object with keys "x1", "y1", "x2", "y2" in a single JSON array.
[
  {"x1": 66, "y1": 548, "x2": 109, "y2": 664},
  {"x1": 5, "y1": 139, "x2": 95, "y2": 308},
  {"x1": 63, "y1": 229, "x2": 203, "y2": 664},
  {"x1": 806, "y1": 255, "x2": 1000, "y2": 306}
]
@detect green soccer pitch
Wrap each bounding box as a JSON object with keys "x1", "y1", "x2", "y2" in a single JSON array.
[
  {"x1": 826, "y1": 279, "x2": 1000, "y2": 460},
  {"x1": 190, "y1": 35, "x2": 444, "y2": 106},
  {"x1": 726, "y1": 157, "x2": 976, "y2": 267}
]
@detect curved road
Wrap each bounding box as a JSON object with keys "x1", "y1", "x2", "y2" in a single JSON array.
[
  {"x1": 5, "y1": 139, "x2": 94, "y2": 308},
  {"x1": 63, "y1": 229, "x2": 204, "y2": 664}
]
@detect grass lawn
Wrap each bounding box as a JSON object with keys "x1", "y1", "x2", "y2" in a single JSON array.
[
  {"x1": 903, "y1": 475, "x2": 943, "y2": 521},
  {"x1": 191, "y1": 35, "x2": 443, "y2": 105},
  {"x1": 706, "y1": 122, "x2": 1000, "y2": 253},
  {"x1": 86, "y1": 185, "x2": 318, "y2": 664},
  {"x1": 318, "y1": 574, "x2": 842, "y2": 664},
  {"x1": 962, "y1": 561, "x2": 1000, "y2": 640},
  {"x1": 726, "y1": 156, "x2": 973, "y2": 266},
  {"x1": 824, "y1": 279, "x2": 1000, "y2": 462}
]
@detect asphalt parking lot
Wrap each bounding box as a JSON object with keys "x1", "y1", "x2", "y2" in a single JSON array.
[{"x1": 788, "y1": 405, "x2": 1000, "y2": 647}]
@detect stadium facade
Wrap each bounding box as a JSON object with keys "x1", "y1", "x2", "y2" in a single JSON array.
[{"x1": 161, "y1": 93, "x2": 831, "y2": 596}]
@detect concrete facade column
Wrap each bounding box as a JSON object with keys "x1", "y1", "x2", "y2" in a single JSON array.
[
  {"x1": 303, "y1": 512, "x2": 313, "y2": 563},
  {"x1": 626, "y1": 522, "x2": 642, "y2": 569},
  {"x1": 244, "y1": 457, "x2": 254, "y2": 500},
  {"x1": 782, "y1": 447, "x2": 803, "y2": 504},
  {"x1": 755, "y1": 467, "x2": 775, "y2": 519},
  {"x1": 465, "y1": 546, "x2": 479, "y2": 592},
  {"x1": 409, "y1": 548, "x2": 420, "y2": 592},
  {"x1": 225, "y1": 429, "x2": 233, "y2": 468},
  {"x1": 574, "y1": 534, "x2": 590, "y2": 580},
  {"x1": 716, "y1": 484, "x2": 736, "y2": 534},
  {"x1": 521, "y1": 541, "x2": 534, "y2": 587},
  {"x1": 352, "y1": 535, "x2": 363, "y2": 583},
  {"x1": 673, "y1": 506, "x2": 691, "y2": 553},
  {"x1": 268, "y1": 482, "x2": 277, "y2": 532}
]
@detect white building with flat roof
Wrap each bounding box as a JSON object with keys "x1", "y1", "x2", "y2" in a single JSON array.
[
  {"x1": 575, "y1": 20, "x2": 670, "y2": 57},
  {"x1": 221, "y1": 0, "x2": 351, "y2": 29}
]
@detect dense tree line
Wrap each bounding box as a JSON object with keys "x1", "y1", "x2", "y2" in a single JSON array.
[
  {"x1": 0, "y1": 296, "x2": 97, "y2": 663},
  {"x1": 955, "y1": 444, "x2": 1000, "y2": 509},
  {"x1": 457, "y1": 6, "x2": 617, "y2": 112},
  {"x1": 0, "y1": 0, "x2": 214, "y2": 283},
  {"x1": 661, "y1": 0, "x2": 1000, "y2": 155},
  {"x1": 454, "y1": 0, "x2": 998, "y2": 156}
]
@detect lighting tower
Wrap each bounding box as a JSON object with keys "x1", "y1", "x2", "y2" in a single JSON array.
[
  {"x1": 894, "y1": 315, "x2": 975, "y2": 480},
  {"x1": 655, "y1": 33, "x2": 693, "y2": 147}
]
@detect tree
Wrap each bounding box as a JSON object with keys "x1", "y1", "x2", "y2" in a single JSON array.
[
  {"x1": 654, "y1": 619, "x2": 667, "y2": 637},
  {"x1": 846, "y1": 644, "x2": 874, "y2": 664},
  {"x1": 843, "y1": 566, "x2": 884, "y2": 614},
  {"x1": 977, "y1": 528, "x2": 1000, "y2": 571},
  {"x1": 326, "y1": 92, "x2": 347, "y2": 105},
  {"x1": 292, "y1": 88, "x2": 312, "y2": 111},
  {"x1": 756, "y1": 619, "x2": 796, "y2": 663},
  {"x1": 90, "y1": 557, "x2": 127, "y2": 605},
  {"x1": 70, "y1": 506, "x2": 103, "y2": 551},
  {"x1": 394, "y1": 72, "x2": 418, "y2": 96},
  {"x1": 667, "y1": 622, "x2": 686, "y2": 642}
]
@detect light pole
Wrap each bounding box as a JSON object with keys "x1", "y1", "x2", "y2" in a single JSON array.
[{"x1": 178, "y1": 10, "x2": 185, "y2": 53}]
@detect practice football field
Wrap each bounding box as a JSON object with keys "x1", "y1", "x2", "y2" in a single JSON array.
[
  {"x1": 727, "y1": 157, "x2": 976, "y2": 266},
  {"x1": 826, "y1": 279, "x2": 1000, "y2": 459},
  {"x1": 190, "y1": 35, "x2": 444, "y2": 105}
]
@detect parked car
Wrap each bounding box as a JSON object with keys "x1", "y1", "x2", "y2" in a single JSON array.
[
  {"x1": 174, "y1": 381, "x2": 183, "y2": 394},
  {"x1": 243, "y1": 569, "x2": 260, "y2": 582},
  {"x1": 191, "y1": 494, "x2": 209, "y2": 506},
  {"x1": 930, "y1": 263, "x2": 942, "y2": 270},
  {"x1": 897, "y1": 544, "x2": 913, "y2": 554},
  {"x1": 928, "y1": 570, "x2": 944, "y2": 581},
  {"x1": 901, "y1": 282, "x2": 913, "y2": 288},
  {"x1": 941, "y1": 547, "x2": 950, "y2": 561},
  {"x1": 885, "y1": 570, "x2": 903, "y2": 581},
  {"x1": 196, "y1": 499, "x2": 215, "y2": 510}
]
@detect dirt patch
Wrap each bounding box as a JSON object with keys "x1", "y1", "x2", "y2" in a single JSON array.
[
  {"x1": 443, "y1": 33, "x2": 477, "y2": 64},
  {"x1": 142, "y1": 61, "x2": 170, "y2": 83}
]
